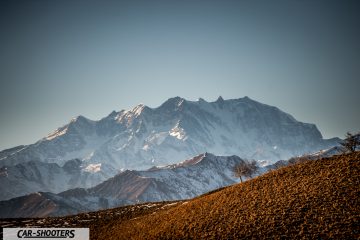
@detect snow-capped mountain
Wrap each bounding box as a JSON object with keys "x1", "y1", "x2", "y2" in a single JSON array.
[
  {"x1": 0, "y1": 96, "x2": 340, "y2": 172},
  {"x1": 0, "y1": 153, "x2": 247, "y2": 217},
  {"x1": 0, "y1": 159, "x2": 118, "y2": 201}
]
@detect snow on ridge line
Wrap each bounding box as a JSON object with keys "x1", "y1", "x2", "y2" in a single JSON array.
[
  {"x1": 132, "y1": 104, "x2": 146, "y2": 117},
  {"x1": 45, "y1": 127, "x2": 68, "y2": 140},
  {"x1": 154, "y1": 153, "x2": 207, "y2": 169}
]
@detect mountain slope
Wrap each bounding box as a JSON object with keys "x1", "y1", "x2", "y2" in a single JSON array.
[
  {"x1": 0, "y1": 159, "x2": 117, "y2": 201},
  {"x1": 0, "y1": 192, "x2": 91, "y2": 218},
  {"x1": 90, "y1": 153, "x2": 242, "y2": 202},
  {"x1": 0, "y1": 153, "x2": 245, "y2": 217},
  {"x1": 2, "y1": 152, "x2": 358, "y2": 239},
  {"x1": 0, "y1": 97, "x2": 339, "y2": 171},
  {"x1": 95, "y1": 151, "x2": 360, "y2": 239}
]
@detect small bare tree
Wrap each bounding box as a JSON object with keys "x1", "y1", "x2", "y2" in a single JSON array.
[
  {"x1": 233, "y1": 160, "x2": 259, "y2": 183},
  {"x1": 341, "y1": 132, "x2": 360, "y2": 153}
]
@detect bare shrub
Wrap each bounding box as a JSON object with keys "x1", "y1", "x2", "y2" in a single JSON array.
[
  {"x1": 233, "y1": 159, "x2": 259, "y2": 182},
  {"x1": 341, "y1": 132, "x2": 360, "y2": 153}
]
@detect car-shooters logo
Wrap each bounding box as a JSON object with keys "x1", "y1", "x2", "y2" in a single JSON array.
[{"x1": 3, "y1": 228, "x2": 89, "y2": 240}]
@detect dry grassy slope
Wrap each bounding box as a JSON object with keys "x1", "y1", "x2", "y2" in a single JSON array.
[
  {"x1": 98, "y1": 152, "x2": 360, "y2": 239},
  {"x1": 0, "y1": 201, "x2": 183, "y2": 237}
]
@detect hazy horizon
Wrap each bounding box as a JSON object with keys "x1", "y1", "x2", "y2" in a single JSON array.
[{"x1": 0, "y1": 0, "x2": 359, "y2": 150}]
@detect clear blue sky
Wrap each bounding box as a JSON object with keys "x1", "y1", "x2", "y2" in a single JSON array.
[{"x1": 0, "y1": 0, "x2": 359, "y2": 150}]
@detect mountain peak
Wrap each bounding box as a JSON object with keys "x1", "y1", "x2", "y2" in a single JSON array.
[
  {"x1": 70, "y1": 115, "x2": 89, "y2": 123},
  {"x1": 240, "y1": 96, "x2": 256, "y2": 103},
  {"x1": 159, "y1": 96, "x2": 186, "y2": 110},
  {"x1": 198, "y1": 97, "x2": 207, "y2": 103},
  {"x1": 168, "y1": 96, "x2": 185, "y2": 104},
  {"x1": 131, "y1": 104, "x2": 147, "y2": 117},
  {"x1": 216, "y1": 96, "x2": 224, "y2": 102},
  {"x1": 107, "y1": 110, "x2": 117, "y2": 118}
]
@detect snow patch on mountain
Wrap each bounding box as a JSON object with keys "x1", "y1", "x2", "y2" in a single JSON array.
[{"x1": 84, "y1": 163, "x2": 102, "y2": 173}]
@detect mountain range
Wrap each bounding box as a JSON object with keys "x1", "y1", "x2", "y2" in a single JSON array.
[
  {"x1": 0, "y1": 153, "x2": 248, "y2": 217},
  {"x1": 0, "y1": 96, "x2": 341, "y2": 212},
  {"x1": 0, "y1": 148, "x2": 345, "y2": 218},
  {"x1": 0, "y1": 96, "x2": 339, "y2": 170}
]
